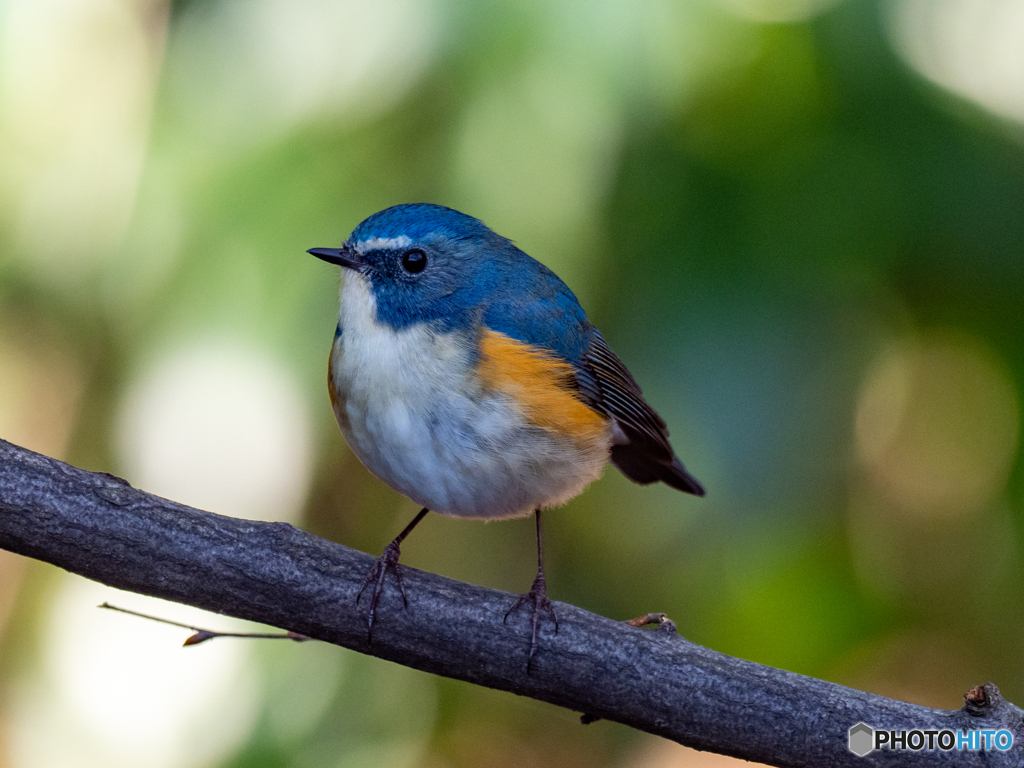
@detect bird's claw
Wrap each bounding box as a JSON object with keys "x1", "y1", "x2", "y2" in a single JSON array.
[
  {"x1": 504, "y1": 572, "x2": 558, "y2": 671},
  {"x1": 356, "y1": 539, "x2": 407, "y2": 640}
]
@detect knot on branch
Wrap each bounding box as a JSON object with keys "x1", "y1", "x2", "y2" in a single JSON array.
[{"x1": 963, "y1": 682, "x2": 1010, "y2": 718}]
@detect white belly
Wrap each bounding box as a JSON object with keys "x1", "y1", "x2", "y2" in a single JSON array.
[{"x1": 329, "y1": 273, "x2": 610, "y2": 519}]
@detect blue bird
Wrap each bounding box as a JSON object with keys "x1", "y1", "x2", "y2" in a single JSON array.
[{"x1": 309, "y1": 204, "x2": 704, "y2": 664}]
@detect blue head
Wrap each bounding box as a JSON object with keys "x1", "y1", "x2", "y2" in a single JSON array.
[{"x1": 309, "y1": 204, "x2": 586, "y2": 339}]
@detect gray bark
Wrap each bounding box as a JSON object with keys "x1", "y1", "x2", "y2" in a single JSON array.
[{"x1": 0, "y1": 438, "x2": 1020, "y2": 767}]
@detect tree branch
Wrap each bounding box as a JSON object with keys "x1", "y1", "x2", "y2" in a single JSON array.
[{"x1": 0, "y1": 438, "x2": 1019, "y2": 767}]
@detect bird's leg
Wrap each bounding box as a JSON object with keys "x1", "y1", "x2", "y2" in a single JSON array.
[
  {"x1": 504, "y1": 509, "x2": 558, "y2": 670},
  {"x1": 357, "y1": 507, "x2": 429, "y2": 639}
]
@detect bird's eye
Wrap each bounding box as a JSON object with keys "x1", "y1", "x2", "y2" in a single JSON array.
[{"x1": 401, "y1": 249, "x2": 427, "y2": 273}]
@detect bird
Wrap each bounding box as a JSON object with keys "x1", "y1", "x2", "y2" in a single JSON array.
[{"x1": 308, "y1": 203, "x2": 704, "y2": 665}]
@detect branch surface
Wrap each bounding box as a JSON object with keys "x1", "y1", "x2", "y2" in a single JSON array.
[{"x1": 0, "y1": 439, "x2": 1020, "y2": 767}]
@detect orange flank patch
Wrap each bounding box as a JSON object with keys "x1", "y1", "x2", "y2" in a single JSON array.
[
  {"x1": 477, "y1": 330, "x2": 609, "y2": 442},
  {"x1": 327, "y1": 341, "x2": 340, "y2": 410}
]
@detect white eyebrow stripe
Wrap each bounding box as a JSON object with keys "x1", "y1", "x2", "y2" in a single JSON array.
[{"x1": 353, "y1": 236, "x2": 413, "y2": 254}]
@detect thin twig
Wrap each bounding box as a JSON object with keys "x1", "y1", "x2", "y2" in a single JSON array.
[{"x1": 98, "y1": 602, "x2": 309, "y2": 646}]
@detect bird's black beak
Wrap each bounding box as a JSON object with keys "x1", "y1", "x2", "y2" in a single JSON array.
[{"x1": 307, "y1": 245, "x2": 363, "y2": 270}]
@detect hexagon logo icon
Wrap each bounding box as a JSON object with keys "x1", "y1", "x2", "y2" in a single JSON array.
[{"x1": 848, "y1": 722, "x2": 874, "y2": 757}]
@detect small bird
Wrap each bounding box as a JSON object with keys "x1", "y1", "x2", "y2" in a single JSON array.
[{"x1": 309, "y1": 204, "x2": 704, "y2": 663}]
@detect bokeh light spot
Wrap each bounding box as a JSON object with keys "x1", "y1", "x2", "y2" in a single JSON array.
[
  {"x1": 886, "y1": 0, "x2": 1024, "y2": 126},
  {"x1": 169, "y1": 0, "x2": 439, "y2": 147},
  {"x1": 0, "y1": 0, "x2": 169, "y2": 283},
  {"x1": 8, "y1": 578, "x2": 259, "y2": 768},
  {"x1": 855, "y1": 332, "x2": 1019, "y2": 519},
  {"x1": 453, "y1": 64, "x2": 621, "y2": 293},
  {"x1": 115, "y1": 340, "x2": 313, "y2": 522}
]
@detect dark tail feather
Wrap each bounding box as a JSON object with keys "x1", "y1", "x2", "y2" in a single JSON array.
[
  {"x1": 610, "y1": 445, "x2": 706, "y2": 497},
  {"x1": 660, "y1": 457, "x2": 705, "y2": 497}
]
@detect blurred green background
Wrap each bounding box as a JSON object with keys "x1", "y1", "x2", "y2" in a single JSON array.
[{"x1": 1, "y1": 0, "x2": 1023, "y2": 766}]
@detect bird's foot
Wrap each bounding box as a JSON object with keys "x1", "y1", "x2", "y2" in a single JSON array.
[
  {"x1": 504, "y1": 572, "x2": 558, "y2": 671},
  {"x1": 356, "y1": 538, "x2": 407, "y2": 641}
]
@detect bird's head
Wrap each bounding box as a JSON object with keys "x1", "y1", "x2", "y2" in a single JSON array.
[{"x1": 309, "y1": 203, "x2": 537, "y2": 331}]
